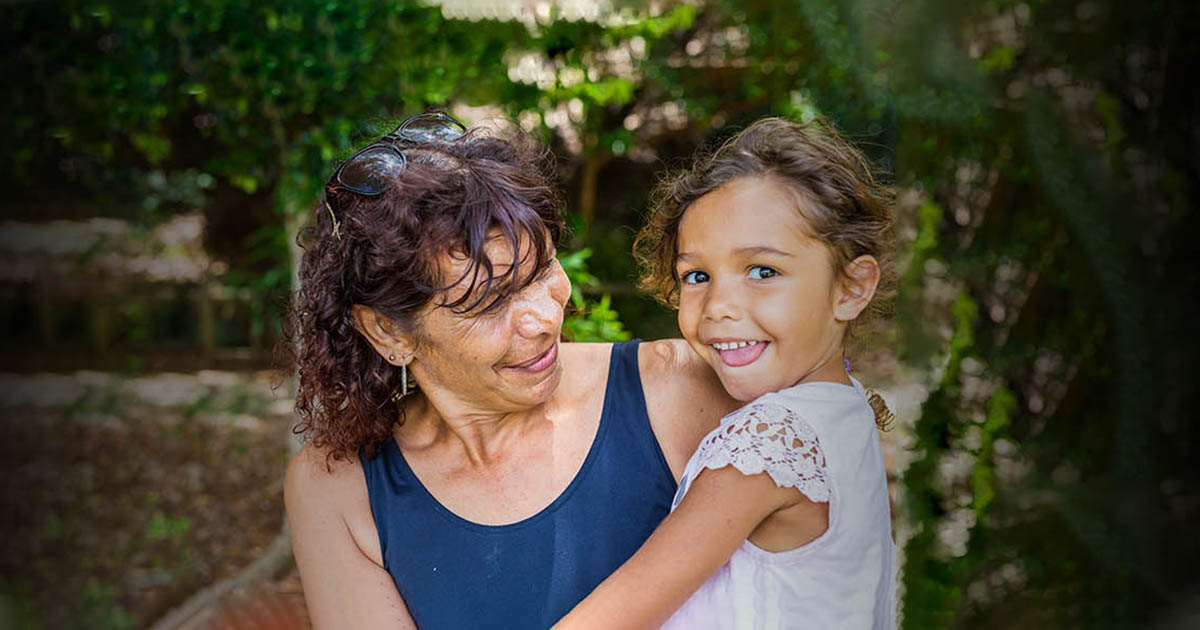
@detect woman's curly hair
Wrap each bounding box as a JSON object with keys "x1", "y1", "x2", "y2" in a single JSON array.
[
  {"x1": 633, "y1": 116, "x2": 897, "y2": 428},
  {"x1": 280, "y1": 126, "x2": 565, "y2": 465}
]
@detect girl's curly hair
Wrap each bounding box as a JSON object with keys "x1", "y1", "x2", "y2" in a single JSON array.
[
  {"x1": 280, "y1": 126, "x2": 565, "y2": 465},
  {"x1": 633, "y1": 116, "x2": 897, "y2": 428}
]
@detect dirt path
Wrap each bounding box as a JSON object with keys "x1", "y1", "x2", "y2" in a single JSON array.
[{"x1": 0, "y1": 370, "x2": 293, "y2": 629}]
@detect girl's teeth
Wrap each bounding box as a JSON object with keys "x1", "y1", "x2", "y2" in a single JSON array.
[{"x1": 712, "y1": 340, "x2": 759, "y2": 350}]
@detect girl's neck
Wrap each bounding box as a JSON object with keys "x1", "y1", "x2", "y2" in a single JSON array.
[{"x1": 791, "y1": 346, "x2": 853, "y2": 388}]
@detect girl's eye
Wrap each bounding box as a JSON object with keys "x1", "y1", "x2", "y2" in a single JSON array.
[
  {"x1": 681, "y1": 270, "x2": 710, "y2": 285},
  {"x1": 748, "y1": 265, "x2": 778, "y2": 280}
]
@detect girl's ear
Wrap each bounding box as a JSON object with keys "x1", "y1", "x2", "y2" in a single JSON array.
[
  {"x1": 351, "y1": 304, "x2": 416, "y2": 366},
  {"x1": 833, "y1": 255, "x2": 880, "y2": 322}
]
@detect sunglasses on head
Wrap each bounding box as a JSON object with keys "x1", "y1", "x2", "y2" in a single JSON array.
[{"x1": 323, "y1": 111, "x2": 468, "y2": 238}]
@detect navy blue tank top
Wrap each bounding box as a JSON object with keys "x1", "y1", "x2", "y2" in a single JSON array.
[{"x1": 361, "y1": 340, "x2": 676, "y2": 629}]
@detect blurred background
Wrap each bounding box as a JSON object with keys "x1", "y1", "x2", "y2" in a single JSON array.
[{"x1": 2, "y1": 0, "x2": 1198, "y2": 628}]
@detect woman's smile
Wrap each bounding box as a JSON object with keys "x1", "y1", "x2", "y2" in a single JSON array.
[{"x1": 507, "y1": 341, "x2": 559, "y2": 372}]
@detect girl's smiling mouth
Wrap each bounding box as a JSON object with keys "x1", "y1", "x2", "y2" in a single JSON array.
[{"x1": 707, "y1": 338, "x2": 769, "y2": 367}]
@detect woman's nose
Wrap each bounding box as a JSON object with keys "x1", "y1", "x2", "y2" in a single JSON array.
[{"x1": 515, "y1": 267, "x2": 568, "y2": 337}]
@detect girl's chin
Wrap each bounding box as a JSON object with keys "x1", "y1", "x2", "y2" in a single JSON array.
[{"x1": 717, "y1": 374, "x2": 772, "y2": 403}]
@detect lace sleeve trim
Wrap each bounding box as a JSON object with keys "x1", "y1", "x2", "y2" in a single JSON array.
[{"x1": 693, "y1": 401, "x2": 830, "y2": 503}]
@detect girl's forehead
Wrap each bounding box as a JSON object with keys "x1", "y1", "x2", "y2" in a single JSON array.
[{"x1": 679, "y1": 177, "x2": 816, "y2": 251}]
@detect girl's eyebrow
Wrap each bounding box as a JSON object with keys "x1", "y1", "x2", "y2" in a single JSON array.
[
  {"x1": 734, "y1": 246, "x2": 795, "y2": 257},
  {"x1": 677, "y1": 246, "x2": 795, "y2": 262}
]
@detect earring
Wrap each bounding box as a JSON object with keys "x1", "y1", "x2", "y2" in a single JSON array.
[
  {"x1": 391, "y1": 364, "x2": 411, "y2": 403},
  {"x1": 388, "y1": 353, "x2": 396, "y2": 362}
]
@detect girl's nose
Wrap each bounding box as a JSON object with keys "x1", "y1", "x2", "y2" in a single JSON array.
[{"x1": 703, "y1": 281, "x2": 741, "y2": 322}]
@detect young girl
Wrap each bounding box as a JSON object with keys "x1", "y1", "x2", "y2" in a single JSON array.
[{"x1": 553, "y1": 117, "x2": 897, "y2": 629}]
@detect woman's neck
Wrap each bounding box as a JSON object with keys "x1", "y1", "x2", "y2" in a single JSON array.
[{"x1": 397, "y1": 392, "x2": 552, "y2": 468}]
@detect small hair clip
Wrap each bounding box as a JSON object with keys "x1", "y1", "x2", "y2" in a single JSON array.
[{"x1": 324, "y1": 198, "x2": 342, "y2": 242}]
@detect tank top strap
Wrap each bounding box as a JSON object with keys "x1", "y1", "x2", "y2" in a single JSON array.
[
  {"x1": 603, "y1": 339, "x2": 675, "y2": 486},
  {"x1": 607, "y1": 339, "x2": 646, "y2": 402}
]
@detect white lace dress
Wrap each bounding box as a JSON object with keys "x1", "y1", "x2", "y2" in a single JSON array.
[{"x1": 659, "y1": 378, "x2": 895, "y2": 630}]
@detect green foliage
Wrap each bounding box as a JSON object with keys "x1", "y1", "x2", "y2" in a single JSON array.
[
  {"x1": 144, "y1": 511, "x2": 191, "y2": 542},
  {"x1": 0, "y1": 580, "x2": 41, "y2": 630},
  {"x1": 971, "y1": 385, "x2": 1014, "y2": 515},
  {"x1": 78, "y1": 579, "x2": 134, "y2": 630},
  {"x1": 559, "y1": 248, "x2": 630, "y2": 343},
  {"x1": 563, "y1": 292, "x2": 630, "y2": 343},
  {"x1": 871, "y1": 0, "x2": 1199, "y2": 625}
]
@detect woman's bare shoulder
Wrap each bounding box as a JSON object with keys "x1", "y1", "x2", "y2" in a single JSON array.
[
  {"x1": 557, "y1": 342, "x2": 615, "y2": 400},
  {"x1": 558, "y1": 342, "x2": 615, "y2": 379},
  {"x1": 286, "y1": 441, "x2": 364, "y2": 497},
  {"x1": 638, "y1": 339, "x2": 728, "y2": 390},
  {"x1": 285, "y1": 442, "x2": 414, "y2": 627},
  {"x1": 285, "y1": 443, "x2": 370, "y2": 534},
  {"x1": 286, "y1": 441, "x2": 385, "y2": 565},
  {"x1": 640, "y1": 338, "x2": 697, "y2": 372},
  {"x1": 558, "y1": 341, "x2": 613, "y2": 364},
  {"x1": 641, "y1": 339, "x2": 735, "y2": 411},
  {"x1": 637, "y1": 339, "x2": 740, "y2": 479}
]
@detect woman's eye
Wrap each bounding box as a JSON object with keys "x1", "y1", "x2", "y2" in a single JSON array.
[
  {"x1": 748, "y1": 265, "x2": 778, "y2": 280},
  {"x1": 681, "y1": 270, "x2": 710, "y2": 285}
]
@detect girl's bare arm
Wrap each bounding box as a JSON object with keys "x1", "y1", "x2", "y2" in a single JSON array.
[{"x1": 552, "y1": 464, "x2": 808, "y2": 630}]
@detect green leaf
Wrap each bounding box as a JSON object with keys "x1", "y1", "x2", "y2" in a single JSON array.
[{"x1": 130, "y1": 132, "x2": 171, "y2": 165}]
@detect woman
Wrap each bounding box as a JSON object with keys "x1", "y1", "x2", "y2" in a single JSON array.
[{"x1": 283, "y1": 113, "x2": 737, "y2": 629}]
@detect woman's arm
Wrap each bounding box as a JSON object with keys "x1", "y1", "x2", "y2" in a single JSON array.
[
  {"x1": 552, "y1": 464, "x2": 809, "y2": 630},
  {"x1": 285, "y1": 444, "x2": 417, "y2": 630}
]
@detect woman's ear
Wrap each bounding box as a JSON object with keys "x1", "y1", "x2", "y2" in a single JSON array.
[
  {"x1": 351, "y1": 304, "x2": 415, "y2": 366},
  {"x1": 833, "y1": 255, "x2": 880, "y2": 322}
]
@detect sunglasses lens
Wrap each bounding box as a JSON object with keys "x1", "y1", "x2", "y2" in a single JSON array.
[
  {"x1": 399, "y1": 115, "x2": 467, "y2": 143},
  {"x1": 338, "y1": 146, "x2": 405, "y2": 194}
]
